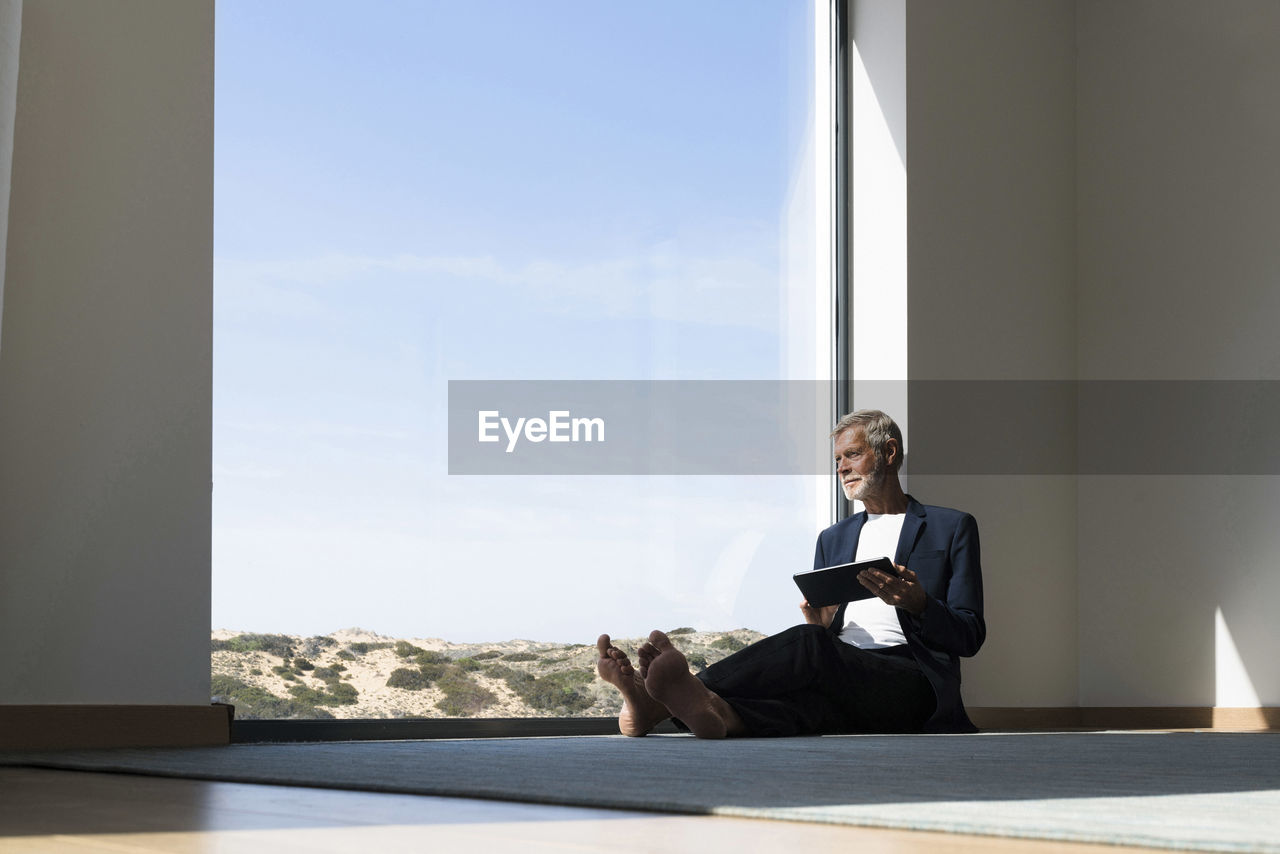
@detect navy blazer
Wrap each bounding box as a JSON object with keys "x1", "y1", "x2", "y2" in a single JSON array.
[{"x1": 812, "y1": 495, "x2": 985, "y2": 733}]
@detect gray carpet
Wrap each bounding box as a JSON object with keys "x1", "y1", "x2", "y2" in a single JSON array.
[{"x1": 5, "y1": 732, "x2": 1280, "y2": 852}]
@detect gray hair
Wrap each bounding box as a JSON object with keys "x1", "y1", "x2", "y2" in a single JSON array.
[{"x1": 831, "y1": 409, "x2": 904, "y2": 470}]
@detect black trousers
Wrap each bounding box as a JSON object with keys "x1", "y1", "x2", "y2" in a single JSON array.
[{"x1": 691, "y1": 624, "x2": 935, "y2": 737}]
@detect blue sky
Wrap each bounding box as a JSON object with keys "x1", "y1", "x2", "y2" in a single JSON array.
[{"x1": 212, "y1": 0, "x2": 829, "y2": 642}]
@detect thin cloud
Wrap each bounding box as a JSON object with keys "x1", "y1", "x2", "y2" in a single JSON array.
[{"x1": 214, "y1": 237, "x2": 782, "y2": 334}]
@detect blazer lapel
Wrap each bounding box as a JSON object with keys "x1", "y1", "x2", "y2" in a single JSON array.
[{"x1": 893, "y1": 495, "x2": 927, "y2": 566}]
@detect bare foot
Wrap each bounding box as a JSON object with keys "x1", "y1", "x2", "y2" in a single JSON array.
[
  {"x1": 641, "y1": 630, "x2": 745, "y2": 739},
  {"x1": 596, "y1": 634, "x2": 671, "y2": 737}
]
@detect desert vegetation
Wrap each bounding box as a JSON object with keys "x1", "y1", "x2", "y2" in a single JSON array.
[{"x1": 210, "y1": 627, "x2": 765, "y2": 720}]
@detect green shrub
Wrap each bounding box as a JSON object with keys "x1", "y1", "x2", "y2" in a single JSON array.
[
  {"x1": 326, "y1": 682, "x2": 358, "y2": 705},
  {"x1": 487, "y1": 666, "x2": 592, "y2": 714},
  {"x1": 248, "y1": 668, "x2": 263, "y2": 676},
  {"x1": 293, "y1": 658, "x2": 315, "y2": 671},
  {"x1": 288, "y1": 681, "x2": 358, "y2": 707},
  {"x1": 286, "y1": 684, "x2": 328, "y2": 705},
  {"x1": 555, "y1": 669, "x2": 593, "y2": 687},
  {"x1": 271, "y1": 665, "x2": 298, "y2": 681},
  {"x1": 386, "y1": 667, "x2": 432, "y2": 691},
  {"x1": 517, "y1": 671, "x2": 593, "y2": 714},
  {"x1": 211, "y1": 633, "x2": 295, "y2": 658},
  {"x1": 686, "y1": 653, "x2": 708, "y2": 670},
  {"x1": 455, "y1": 657, "x2": 482, "y2": 672},
  {"x1": 300, "y1": 637, "x2": 336, "y2": 658},
  {"x1": 335, "y1": 650, "x2": 356, "y2": 661},
  {"x1": 394, "y1": 641, "x2": 425, "y2": 658},
  {"x1": 470, "y1": 650, "x2": 501, "y2": 660},
  {"x1": 312, "y1": 666, "x2": 341, "y2": 681},
  {"x1": 435, "y1": 671, "x2": 497, "y2": 717},
  {"x1": 502, "y1": 651, "x2": 537, "y2": 662},
  {"x1": 419, "y1": 661, "x2": 449, "y2": 682},
  {"x1": 668, "y1": 627, "x2": 696, "y2": 635},
  {"x1": 711, "y1": 635, "x2": 746, "y2": 652},
  {"x1": 211, "y1": 674, "x2": 332, "y2": 720},
  {"x1": 414, "y1": 650, "x2": 451, "y2": 667},
  {"x1": 346, "y1": 641, "x2": 393, "y2": 655},
  {"x1": 480, "y1": 663, "x2": 519, "y2": 681}
]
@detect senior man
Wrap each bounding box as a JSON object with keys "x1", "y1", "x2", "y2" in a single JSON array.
[{"x1": 596, "y1": 409, "x2": 985, "y2": 737}]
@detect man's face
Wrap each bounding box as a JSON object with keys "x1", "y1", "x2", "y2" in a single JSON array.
[{"x1": 834, "y1": 427, "x2": 888, "y2": 503}]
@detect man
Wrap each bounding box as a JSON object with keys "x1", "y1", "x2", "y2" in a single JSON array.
[{"x1": 596, "y1": 409, "x2": 985, "y2": 737}]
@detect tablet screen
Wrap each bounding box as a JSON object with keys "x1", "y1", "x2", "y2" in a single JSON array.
[{"x1": 792, "y1": 556, "x2": 896, "y2": 607}]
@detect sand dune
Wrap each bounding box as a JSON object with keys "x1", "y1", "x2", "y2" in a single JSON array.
[{"x1": 211, "y1": 627, "x2": 764, "y2": 720}]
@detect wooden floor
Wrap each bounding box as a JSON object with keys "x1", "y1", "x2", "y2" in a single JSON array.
[{"x1": 0, "y1": 767, "x2": 1171, "y2": 854}]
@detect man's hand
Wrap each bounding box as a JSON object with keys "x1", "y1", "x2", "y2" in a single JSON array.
[
  {"x1": 800, "y1": 600, "x2": 839, "y2": 628},
  {"x1": 858, "y1": 565, "x2": 926, "y2": 616}
]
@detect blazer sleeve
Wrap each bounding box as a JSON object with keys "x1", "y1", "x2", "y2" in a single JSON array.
[
  {"x1": 813, "y1": 532, "x2": 829, "y2": 571},
  {"x1": 909, "y1": 513, "x2": 985, "y2": 657}
]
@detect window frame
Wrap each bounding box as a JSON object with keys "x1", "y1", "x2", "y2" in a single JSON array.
[{"x1": 229, "y1": 0, "x2": 852, "y2": 744}]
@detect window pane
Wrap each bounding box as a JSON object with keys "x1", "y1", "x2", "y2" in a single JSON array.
[{"x1": 213, "y1": 0, "x2": 829, "y2": 719}]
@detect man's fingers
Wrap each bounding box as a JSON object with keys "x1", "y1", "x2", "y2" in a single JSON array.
[
  {"x1": 860, "y1": 569, "x2": 900, "y2": 587},
  {"x1": 855, "y1": 565, "x2": 927, "y2": 616}
]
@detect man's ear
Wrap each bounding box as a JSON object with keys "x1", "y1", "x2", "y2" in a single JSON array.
[{"x1": 884, "y1": 438, "x2": 900, "y2": 467}]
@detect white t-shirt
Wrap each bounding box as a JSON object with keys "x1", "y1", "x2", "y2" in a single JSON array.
[{"x1": 838, "y1": 512, "x2": 908, "y2": 649}]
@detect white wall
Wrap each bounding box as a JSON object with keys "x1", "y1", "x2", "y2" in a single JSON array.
[
  {"x1": 1076, "y1": 0, "x2": 1280, "y2": 706},
  {"x1": 866, "y1": 0, "x2": 1280, "y2": 711},
  {"x1": 0, "y1": 0, "x2": 213, "y2": 704},
  {"x1": 884, "y1": 0, "x2": 1079, "y2": 707}
]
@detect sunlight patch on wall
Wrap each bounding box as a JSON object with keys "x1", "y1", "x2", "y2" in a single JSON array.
[{"x1": 1215, "y1": 606, "x2": 1260, "y2": 707}]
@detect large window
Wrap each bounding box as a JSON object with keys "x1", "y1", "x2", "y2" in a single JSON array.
[{"x1": 213, "y1": 0, "x2": 833, "y2": 721}]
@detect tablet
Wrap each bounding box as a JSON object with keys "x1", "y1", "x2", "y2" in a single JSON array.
[{"x1": 793, "y1": 556, "x2": 897, "y2": 607}]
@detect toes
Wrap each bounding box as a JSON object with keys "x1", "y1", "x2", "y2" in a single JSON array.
[
  {"x1": 596, "y1": 634, "x2": 612, "y2": 656},
  {"x1": 648, "y1": 629, "x2": 673, "y2": 650}
]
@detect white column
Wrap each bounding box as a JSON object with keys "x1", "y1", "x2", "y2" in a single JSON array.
[
  {"x1": 0, "y1": 0, "x2": 213, "y2": 704},
  {"x1": 0, "y1": 0, "x2": 21, "y2": 352},
  {"x1": 849, "y1": 0, "x2": 909, "y2": 434}
]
